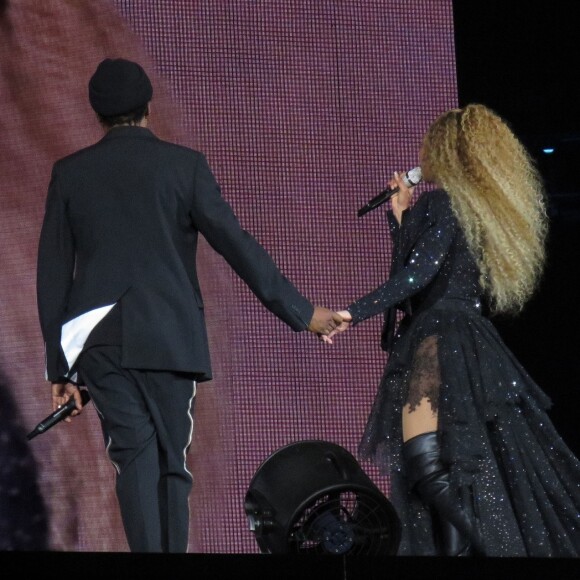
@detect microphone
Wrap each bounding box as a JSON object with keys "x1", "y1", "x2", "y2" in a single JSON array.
[
  {"x1": 27, "y1": 389, "x2": 91, "y2": 440},
  {"x1": 357, "y1": 167, "x2": 422, "y2": 217}
]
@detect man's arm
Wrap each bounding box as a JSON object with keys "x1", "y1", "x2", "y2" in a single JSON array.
[
  {"x1": 37, "y1": 166, "x2": 75, "y2": 381},
  {"x1": 190, "y1": 153, "x2": 336, "y2": 333}
]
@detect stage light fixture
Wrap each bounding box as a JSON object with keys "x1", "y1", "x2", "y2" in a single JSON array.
[{"x1": 244, "y1": 440, "x2": 401, "y2": 555}]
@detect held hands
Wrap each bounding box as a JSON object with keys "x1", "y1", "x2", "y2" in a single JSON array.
[
  {"x1": 51, "y1": 381, "x2": 85, "y2": 423},
  {"x1": 308, "y1": 307, "x2": 353, "y2": 344},
  {"x1": 320, "y1": 310, "x2": 352, "y2": 344},
  {"x1": 308, "y1": 306, "x2": 343, "y2": 336}
]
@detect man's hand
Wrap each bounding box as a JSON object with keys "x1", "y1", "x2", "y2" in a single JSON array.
[
  {"x1": 51, "y1": 381, "x2": 84, "y2": 423},
  {"x1": 307, "y1": 306, "x2": 343, "y2": 336}
]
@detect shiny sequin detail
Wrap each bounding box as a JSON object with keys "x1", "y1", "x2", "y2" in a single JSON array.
[{"x1": 348, "y1": 189, "x2": 580, "y2": 556}]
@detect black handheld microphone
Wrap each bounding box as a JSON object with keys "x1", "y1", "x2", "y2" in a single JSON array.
[
  {"x1": 357, "y1": 167, "x2": 422, "y2": 217},
  {"x1": 27, "y1": 389, "x2": 91, "y2": 440}
]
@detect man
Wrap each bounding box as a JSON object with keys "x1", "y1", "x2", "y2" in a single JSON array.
[{"x1": 36, "y1": 58, "x2": 341, "y2": 553}]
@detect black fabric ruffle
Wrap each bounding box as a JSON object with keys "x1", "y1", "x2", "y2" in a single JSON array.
[{"x1": 358, "y1": 299, "x2": 580, "y2": 557}]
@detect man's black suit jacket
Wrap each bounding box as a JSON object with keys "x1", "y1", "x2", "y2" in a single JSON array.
[{"x1": 37, "y1": 126, "x2": 314, "y2": 383}]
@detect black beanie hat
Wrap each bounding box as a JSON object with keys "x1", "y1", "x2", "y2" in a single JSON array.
[{"x1": 88, "y1": 58, "x2": 153, "y2": 116}]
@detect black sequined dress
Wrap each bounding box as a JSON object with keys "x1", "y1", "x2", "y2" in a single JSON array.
[{"x1": 348, "y1": 189, "x2": 580, "y2": 557}]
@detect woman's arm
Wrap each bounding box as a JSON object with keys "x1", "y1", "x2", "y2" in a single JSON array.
[{"x1": 346, "y1": 190, "x2": 457, "y2": 324}]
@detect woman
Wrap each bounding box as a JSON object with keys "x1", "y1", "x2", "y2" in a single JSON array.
[{"x1": 331, "y1": 104, "x2": 580, "y2": 557}]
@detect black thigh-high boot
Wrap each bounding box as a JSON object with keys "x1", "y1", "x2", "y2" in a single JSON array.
[{"x1": 402, "y1": 431, "x2": 482, "y2": 557}]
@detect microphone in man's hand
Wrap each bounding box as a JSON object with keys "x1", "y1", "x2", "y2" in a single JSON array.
[
  {"x1": 357, "y1": 167, "x2": 422, "y2": 217},
  {"x1": 27, "y1": 389, "x2": 91, "y2": 440}
]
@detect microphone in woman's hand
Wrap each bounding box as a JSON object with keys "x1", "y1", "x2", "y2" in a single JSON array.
[{"x1": 357, "y1": 167, "x2": 422, "y2": 217}]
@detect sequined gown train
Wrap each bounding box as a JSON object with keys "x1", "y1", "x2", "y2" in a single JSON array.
[{"x1": 347, "y1": 189, "x2": 580, "y2": 557}]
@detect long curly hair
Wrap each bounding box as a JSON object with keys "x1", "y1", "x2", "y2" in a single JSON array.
[{"x1": 421, "y1": 103, "x2": 548, "y2": 314}]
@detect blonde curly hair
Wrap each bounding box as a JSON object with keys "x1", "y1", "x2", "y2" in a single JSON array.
[{"x1": 421, "y1": 103, "x2": 548, "y2": 315}]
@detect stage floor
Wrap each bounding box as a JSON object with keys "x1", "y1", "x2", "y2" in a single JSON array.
[{"x1": 1, "y1": 552, "x2": 578, "y2": 579}]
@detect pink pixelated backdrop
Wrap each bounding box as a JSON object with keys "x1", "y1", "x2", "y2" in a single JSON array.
[{"x1": 0, "y1": 0, "x2": 457, "y2": 552}]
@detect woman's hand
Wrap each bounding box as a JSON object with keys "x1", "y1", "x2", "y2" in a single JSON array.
[{"x1": 390, "y1": 171, "x2": 415, "y2": 224}]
